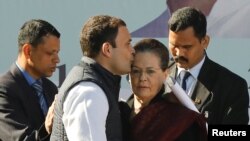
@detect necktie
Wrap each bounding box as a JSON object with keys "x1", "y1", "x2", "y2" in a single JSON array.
[
  {"x1": 181, "y1": 71, "x2": 191, "y2": 91},
  {"x1": 32, "y1": 80, "x2": 48, "y2": 116}
]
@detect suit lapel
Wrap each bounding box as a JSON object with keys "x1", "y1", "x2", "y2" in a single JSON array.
[
  {"x1": 168, "y1": 64, "x2": 177, "y2": 80},
  {"x1": 197, "y1": 57, "x2": 216, "y2": 91},
  {"x1": 191, "y1": 80, "x2": 213, "y2": 111},
  {"x1": 42, "y1": 82, "x2": 53, "y2": 106},
  {"x1": 10, "y1": 64, "x2": 45, "y2": 123},
  {"x1": 168, "y1": 58, "x2": 214, "y2": 112},
  {"x1": 41, "y1": 78, "x2": 58, "y2": 106}
]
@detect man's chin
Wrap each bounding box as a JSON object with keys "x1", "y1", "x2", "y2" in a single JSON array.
[
  {"x1": 45, "y1": 72, "x2": 53, "y2": 78},
  {"x1": 176, "y1": 62, "x2": 188, "y2": 69}
]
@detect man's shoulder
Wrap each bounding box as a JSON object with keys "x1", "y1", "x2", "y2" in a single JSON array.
[
  {"x1": 72, "y1": 81, "x2": 104, "y2": 93},
  {"x1": 62, "y1": 81, "x2": 104, "y2": 97},
  {"x1": 0, "y1": 70, "x2": 18, "y2": 88},
  {"x1": 64, "y1": 82, "x2": 107, "y2": 106},
  {"x1": 207, "y1": 59, "x2": 247, "y2": 83},
  {"x1": 0, "y1": 71, "x2": 26, "y2": 99}
]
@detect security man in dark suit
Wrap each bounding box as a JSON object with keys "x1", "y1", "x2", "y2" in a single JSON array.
[
  {"x1": 0, "y1": 19, "x2": 60, "y2": 141},
  {"x1": 167, "y1": 7, "x2": 249, "y2": 124}
]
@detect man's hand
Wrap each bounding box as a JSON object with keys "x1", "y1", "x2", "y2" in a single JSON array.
[{"x1": 45, "y1": 96, "x2": 57, "y2": 134}]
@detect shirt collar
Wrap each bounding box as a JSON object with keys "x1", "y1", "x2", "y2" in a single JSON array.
[
  {"x1": 177, "y1": 55, "x2": 206, "y2": 79},
  {"x1": 15, "y1": 62, "x2": 37, "y2": 85}
]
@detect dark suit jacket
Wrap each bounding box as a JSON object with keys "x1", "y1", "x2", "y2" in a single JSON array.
[
  {"x1": 168, "y1": 56, "x2": 249, "y2": 124},
  {"x1": 0, "y1": 64, "x2": 58, "y2": 141}
]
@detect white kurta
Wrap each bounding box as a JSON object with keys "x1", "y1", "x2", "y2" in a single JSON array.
[{"x1": 63, "y1": 82, "x2": 109, "y2": 141}]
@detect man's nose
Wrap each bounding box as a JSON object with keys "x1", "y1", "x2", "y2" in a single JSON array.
[{"x1": 53, "y1": 54, "x2": 60, "y2": 63}]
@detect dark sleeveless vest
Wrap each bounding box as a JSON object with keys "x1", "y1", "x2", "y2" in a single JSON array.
[{"x1": 50, "y1": 57, "x2": 123, "y2": 141}]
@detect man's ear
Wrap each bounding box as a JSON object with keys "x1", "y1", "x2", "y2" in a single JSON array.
[
  {"x1": 101, "y1": 42, "x2": 112, "y2": 57},
  {"x1": 202, "y1": 35, "x2": 210, "y2": 50},
  {"x1": 164, "y1": 69, "x2": 169, "y2": 79},
  {"x1": 23, "y1": 43, "x2": 32, "y2": 59}
]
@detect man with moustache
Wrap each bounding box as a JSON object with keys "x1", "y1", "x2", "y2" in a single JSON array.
[
  {"x1": 0, "y1": 19, "x2": 60, "y2": 141},
  {"x1": 167, "y1": 7, "x2": 249, "y2": 124}
]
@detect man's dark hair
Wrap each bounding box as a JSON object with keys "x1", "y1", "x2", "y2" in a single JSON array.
[
  {"x1": 133, "y1": 38, "x2": 169, "y2": 71},
  {"x1": 18, "y1": 19, "x2": 60, "y2": 52},
  {"x1": 168, "y1": 7, "x2": 207, "y2": 41},
  {"x1": 80, "y1": 15, "x2": 126, "y2": 58}
]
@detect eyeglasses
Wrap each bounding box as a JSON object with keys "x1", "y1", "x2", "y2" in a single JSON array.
[{"x1": 130, "y1": 68, "x2": 162, "y2": 78}]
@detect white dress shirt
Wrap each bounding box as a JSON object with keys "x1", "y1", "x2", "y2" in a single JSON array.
[{"x1": 62, "y1": 82, "x2": 109, "y2": 141}]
